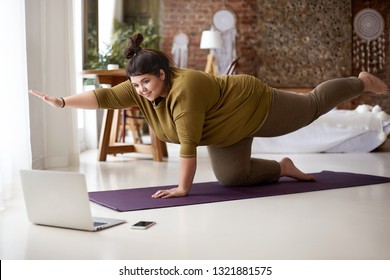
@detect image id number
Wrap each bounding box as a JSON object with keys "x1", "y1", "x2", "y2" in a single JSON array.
[{"x1": 212, "y1": 266, "x2": 272, "y2": 276}]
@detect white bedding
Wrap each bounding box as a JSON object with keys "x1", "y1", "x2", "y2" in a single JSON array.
[{"x1": 252, "y1": 105, "x2": 390, "y2": 154}]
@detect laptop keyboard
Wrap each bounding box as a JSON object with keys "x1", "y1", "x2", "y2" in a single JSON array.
[{"x1": 94, "y1": 221, "x2": 107, "y2": 227}]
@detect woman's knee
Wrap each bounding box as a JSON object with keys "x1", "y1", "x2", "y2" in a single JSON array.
[
  {"x1": 214, "y1": 158, "x2": 281, "y2": 186},
  {"x1": 215, "y1": 171, "x2": 249, "y2": 187}
]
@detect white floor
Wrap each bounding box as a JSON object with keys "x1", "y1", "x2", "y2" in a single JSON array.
[{"x1": 1, "y1": 143, "x2": 390, "y2": 260}]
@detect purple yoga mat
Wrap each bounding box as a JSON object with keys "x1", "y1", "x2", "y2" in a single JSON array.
[{"x1": 88, "y1": 171, "x2": 390, "y2": 212}]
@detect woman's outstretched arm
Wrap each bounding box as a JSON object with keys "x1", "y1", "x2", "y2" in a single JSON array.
[{"x1": 29, "y1": 90, "x2": 99, "y2": 109}]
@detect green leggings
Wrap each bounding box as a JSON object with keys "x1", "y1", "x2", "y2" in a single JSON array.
[{"x1": 207, "y1": 77, "x2": 365, "y2": 186}]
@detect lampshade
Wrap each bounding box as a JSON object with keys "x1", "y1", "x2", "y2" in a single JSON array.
[{"x1": 200, "y1": 29, "x2": 222, "y2": 49}]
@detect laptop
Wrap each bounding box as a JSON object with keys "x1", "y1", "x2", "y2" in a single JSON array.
[{"x1": 20, "y1": 169, "x2": 126, "y2": 231}]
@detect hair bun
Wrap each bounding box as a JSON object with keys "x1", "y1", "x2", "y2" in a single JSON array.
[{"x1": 125, "y1": 33, "x2": 144, "y2": 59}]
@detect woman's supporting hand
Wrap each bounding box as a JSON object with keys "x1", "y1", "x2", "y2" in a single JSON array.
[
  {"x1": 29, "y1": 90, "x2": 64, "y2": 108},
  {"x1": 152, "y1": 156, "x2": 197, "y2": 199},
  {"x1": 151, "y1": 187, "x2": 189, "y2": 198}
]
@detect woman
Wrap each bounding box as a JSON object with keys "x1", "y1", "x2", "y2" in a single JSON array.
[{"x1": 30, "y1": 33, "x2": 388, "y2": 198}]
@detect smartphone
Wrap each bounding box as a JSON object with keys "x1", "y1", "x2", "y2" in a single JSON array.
[{"x1": 131, "y1": 221, "x2": 156, "y2": 230}]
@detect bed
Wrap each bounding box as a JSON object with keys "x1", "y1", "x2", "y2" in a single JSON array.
[{"x1": 252, "y1": 105, "x2": 390, "y2": 153}]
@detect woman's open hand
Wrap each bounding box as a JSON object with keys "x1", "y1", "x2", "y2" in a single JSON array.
[
  {"x1": 29, "y1": 90, "x2": 64, "y2": 108},
  {"x1": 152, "y1": 157, "x2": 196, "y2": 198},
  {"x1": 151, "y1": 187, "x2": 188, "y2": 199}
]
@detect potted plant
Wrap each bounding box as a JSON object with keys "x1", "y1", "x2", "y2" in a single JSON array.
[{"x1": 85, "y1": 18, "x2": 160, "y2": 70}]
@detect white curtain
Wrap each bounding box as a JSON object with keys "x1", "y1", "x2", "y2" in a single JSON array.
[{"x1": 0, "y1": 0, "x2": 32, "y2": 210}]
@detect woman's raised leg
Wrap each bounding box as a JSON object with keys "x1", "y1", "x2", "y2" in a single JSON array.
[{"x1": 254, "y1": 72, "x2": 387, "y2": 137}]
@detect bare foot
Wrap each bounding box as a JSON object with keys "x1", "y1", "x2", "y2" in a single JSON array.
[
  {"x1": 279, "y1": 157, "x2": 316, "y2": 181},
  {"x1": 358, "y1": 71, "x2": 388, "y2": 95}
]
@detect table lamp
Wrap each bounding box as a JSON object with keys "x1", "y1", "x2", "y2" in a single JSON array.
[{"x1": 200, "y1": 28, "x2": 222, "y2": 75}]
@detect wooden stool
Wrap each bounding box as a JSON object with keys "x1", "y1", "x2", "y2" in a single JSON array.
[{"x1": 82, "y1": 69, "x2": 168, "y2": 161}]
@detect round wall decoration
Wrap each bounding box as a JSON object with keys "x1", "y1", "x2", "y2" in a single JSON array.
[
  {"x1": 212, "y1": 9, "x2": 237, "y2": 74},
  {"x1": 213, "y1": 9, "x2": 236, "y2": 32},
  {"x1": 353, "y1": 8, "x2": 384, "y2": 41},
  {"x1": 173, "y1": 32, "x2": 189, "y2": 47},
  {"x1": 353, "y1": 8, "x2": 386, "y2": 73},
  {"x1": 171, "y1": 32, "x2": 189, "y2": 68}
]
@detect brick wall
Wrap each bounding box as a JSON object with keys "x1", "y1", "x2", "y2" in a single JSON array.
[
  {"x1": 159, "y1": 0, "x2": 390, "y2": 113},
  {"x1": 160, "y1": 0, "x2": 258, "y2": 75}
]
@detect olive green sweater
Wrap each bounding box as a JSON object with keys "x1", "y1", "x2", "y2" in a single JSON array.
[{"x1": 94, "y1": 67, "x2": 272, "y2": 158}]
